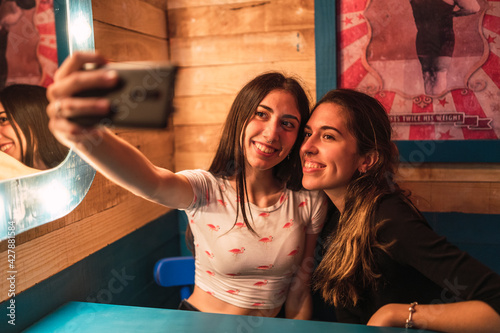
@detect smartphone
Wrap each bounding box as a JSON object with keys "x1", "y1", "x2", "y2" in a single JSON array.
[{"x1": 70, "y1": 62, "x2": 178, "y2": 128}]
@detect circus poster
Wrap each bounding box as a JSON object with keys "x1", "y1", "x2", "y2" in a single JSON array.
[
  {"x1": 1, "y1": 0, "x2": 58, "y2": 89},
  {"x1": 337, "y1": 0, "x2": 499, "y2": 141}
]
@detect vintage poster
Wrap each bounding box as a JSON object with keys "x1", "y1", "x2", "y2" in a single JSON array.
[
  {"x1": 0, "y1": 0, "x2": 58, "y2": 88},
  {"x1": 338, "y1": 0, "x2": 499, "y2": 141}
]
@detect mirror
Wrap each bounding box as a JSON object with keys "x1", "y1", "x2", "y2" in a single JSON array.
[{"x1": 0, "y1": 0, "x2": 95, "y2": 240}]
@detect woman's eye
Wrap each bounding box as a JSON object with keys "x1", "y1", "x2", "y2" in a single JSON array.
[
  {"x1": 0, "y1": 117, "x2": 9, "y2": 125},
  {"x1": 255, "y1": 111, "x2": 267, "y2": 118},
  {"x1": 323, "y1": 134, "x2": 335, "y2": 140},
  {"x1": 304, "y1": 132, "x2": 312, "y2": 138},
  {"x1": 282, "y1": 120, "x2": 295, "y2": 129}
]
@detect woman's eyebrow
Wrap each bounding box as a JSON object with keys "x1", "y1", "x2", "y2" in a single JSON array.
[
  {"x1": 258, "y1": 104, "x2": 299, "y2": 122},
  {"x1": 305, "y1": 124, "x2": 343, "y2": 135},
  {"x1": 257, "y1": 104, "x2": 273, "y2": 112},
  {"x1": 282, "y1": 114, "x2": 299, "y2": 122}
]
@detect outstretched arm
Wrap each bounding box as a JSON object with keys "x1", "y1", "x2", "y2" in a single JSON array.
[
  {"x1": 46, "y1": 52, "x2": 193, "y2": 209},
  {"x1": 368, "y1": 300, "x2": 500, "y2": 332},
  {"x1": 285, "y1": 233, "x2": 318, "y2": 319}
]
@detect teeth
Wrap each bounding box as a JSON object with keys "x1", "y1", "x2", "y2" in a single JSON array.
[
  {"x1": 1, "y1": 143, "x2": 12, "y2": 152},
  {"x1": 255, "y1": 142, "x2": 276, "y2": 154},
  {"x1": 304, "y1": 161, "x2": 324, "y2": 169}
]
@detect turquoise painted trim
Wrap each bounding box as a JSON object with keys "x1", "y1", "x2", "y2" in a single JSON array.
[
  {"x1": 423, "y1": 212, "x2": 500, "y2": 274},
  {"x1": 313, "y1": 0, "x2": 499, "y2": 162},
  {"x1": 0, "y1": 151, "x2": 95, "y2": 240},
  {"x1": 397, "y1": 140, "x2": 500, "y2": 163},
  {"x1": 54, "y1": 0, "x2": 95, "y2": 64},
  {"x1": 26, "y1": 301, "x2": 424, "y2": 333},
  {"x1": 314, "y1": 0, "x2": 337, "y2": 101},
  {"x1": 54, "y1": 0, "x2": 69, "y2": 65},
  {"x1": 0, "y1": 0, "x2": 98, "y2": 238}
]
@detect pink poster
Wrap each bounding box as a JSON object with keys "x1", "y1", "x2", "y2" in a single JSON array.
[
  {"x1": 1, "y1": 0, "x2": 58, "y2": 88},
  {"x1": 338, "y1": 0, "x2": 499, "y2": 141}
]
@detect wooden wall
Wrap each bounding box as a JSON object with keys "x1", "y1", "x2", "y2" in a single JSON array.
[
  {"x1": 0, "y1": 0, "x2": 498, "y2": 318},
  {"x1": 168, "y1": 0, "x2": 317, "y2": 171},
  {"x1": 0, "y1": 0, "x2": 173, "y2": 304},
  {"x1": 168, "y1": 0, "x2": 499, "y2": 215},
  {"x1": 398, "y1": 163, "x2": 500, "y2": 214}
]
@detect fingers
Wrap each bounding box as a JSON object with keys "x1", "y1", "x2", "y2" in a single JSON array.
[
  {"x1": 47, "y1": 97, "x2": 111, "y2": 148},
  {"x1": 53, "y1": 51, "x2": 107, "y2": 81},
  {"x1": 47, "y1": 98, "x2": 111, "y2": 119},
  {"x1": 46, "y1": 52, "x2": 115, "y2": 147},
  {"x1": 48, "y1": 68, "x2": 119, "y2": 101},
  {"x1": 47, "y1": 51, "x2": 118, "y2": 101},
  {"x1": 48, "y1": 113, "x2": 98, "y2": 147},
  {"x1": 47, "y1": 102, "x2": 107, "y2": 148}
]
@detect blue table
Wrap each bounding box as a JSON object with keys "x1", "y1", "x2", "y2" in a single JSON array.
[{"x1": 25, "y1": 301, "x2": 436, "y2": 333}]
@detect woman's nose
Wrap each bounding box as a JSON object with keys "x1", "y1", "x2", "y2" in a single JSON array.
[
  {"x1": 263, "y1": 122, "x2": 280, "y2": 141},
  {"x1": 300, "y1": 136, "x2": 317, "y2": 156}
]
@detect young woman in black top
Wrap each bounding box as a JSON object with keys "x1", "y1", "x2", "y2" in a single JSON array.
[{"x1": 300, "y1": 89, "x2": 500, "y2": 332}]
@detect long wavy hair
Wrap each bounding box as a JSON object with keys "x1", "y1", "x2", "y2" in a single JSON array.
[
  {"x1": 312, "y1": 89, "x2": 404, "y2": 307},
  {"x1": 0, "y1": 84, "x2": 69, "y2": 169},
  {"x1": 185, "y1": 72, "x2": 311, "y2": 251}
]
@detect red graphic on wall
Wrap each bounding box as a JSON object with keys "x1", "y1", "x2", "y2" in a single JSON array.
[
  {"x1": 338, "y1": 0, "x2": 499, "y2": 140},
  {"x1": 1, "y1": 0, "x2": 58, "y2": 88}
]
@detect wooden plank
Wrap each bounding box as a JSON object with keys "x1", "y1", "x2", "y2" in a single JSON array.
[
  {"x1": 140, "y1": 0, "x2": 168, "y2": 10},
  {"x1": 117, "y1": 129, "x2": 175, "y2": 168},
  {"x1": 174, "y1": 124, "x2": 223, "y2": 154},
  {"x1": 170, "y1": 29, "x2": 315, "y2": 67},
  {"x1": 94, "y1": 22, "x2": 169, "y2": 62},
  {"x1": 491, "y1": 183, "x2": 500, "y2": 214},
  {"x1": 175, "y1": 61, "x2": 316, "y2": 97},
  {"x1": 173, "y1": 95, "x2": 235, "y2": 125},
  {"x1": 0, "y1": 197, "x2": 170, "y2": 302},
  {"x1": 175, "y1": 152, "x2": 215, "y2": 172},
  {"x1": 401, "y1": 181, "x2": 500, "y2": 214},
  {"x1": 167, "y1": 0, "x2": 255, "y2": 10},
  {"x1": 168, "y1": 0, "x2": 314, "y2": 38},
  {"x1": 92, "y1": 0, "x2": 168, "y2": 38},
  {"x1": 397, "y1": 163, "x2": 500, "y2": 183}
]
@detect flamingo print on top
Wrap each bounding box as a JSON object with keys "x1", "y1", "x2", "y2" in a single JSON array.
[{"x1": 178, "y1": 169, "x2": 328, "y2": 310}]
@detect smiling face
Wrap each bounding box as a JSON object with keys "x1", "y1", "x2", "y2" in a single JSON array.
[
  {"x1": 243, "y1": 89, "x2": 301, "y2": 173},
  {"x1": 0, "y1": 105, "x2": 25, "y2": 163},
  {"x1": 300, "y1": 102, "x2": 366, "y2": 200}
]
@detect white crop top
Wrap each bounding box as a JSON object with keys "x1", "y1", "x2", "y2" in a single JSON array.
[{"x1": 178, "y1": 169, "x2": 328, "y2": 309}]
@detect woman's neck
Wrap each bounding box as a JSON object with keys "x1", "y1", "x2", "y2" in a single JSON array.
[
  {"x1": 324, "y1": 188, "x2": 347, "y2": 214},
  {"x1": 229, "y1": 168, "x2": 284, "y2": 208}
]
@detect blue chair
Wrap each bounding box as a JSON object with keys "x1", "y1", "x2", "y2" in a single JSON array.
[{"x1": 154, "y1": 256, "x2": 195, "y2": 300}]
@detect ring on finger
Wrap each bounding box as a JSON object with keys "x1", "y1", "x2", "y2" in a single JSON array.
[{"x1": 54, "y1": 100, "x2": 63, "y2": 117}]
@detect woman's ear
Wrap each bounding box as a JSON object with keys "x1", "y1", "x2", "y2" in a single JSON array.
[{"x1": 358, "y1": 150, "x2": 379, "y2": 173}]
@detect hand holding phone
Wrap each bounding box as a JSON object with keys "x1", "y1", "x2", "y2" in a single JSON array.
[{"x1": 70, "y1": 62, "x2": 178, "y2": 128}]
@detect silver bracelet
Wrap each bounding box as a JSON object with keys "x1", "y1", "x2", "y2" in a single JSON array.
[{"x1": 405, "y1": 302, "x2": 418, "y2": 329}]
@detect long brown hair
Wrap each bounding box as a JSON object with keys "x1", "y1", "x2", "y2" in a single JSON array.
[
  {"x1": 312, "y1": 89, "x2": 402, "y2": 307},
  {"x1": 0, "y1": 84, "x2": 69, "y2": 169},
  {"x1": 186, "y1": 72, "x2": 311, "y2": 252}
]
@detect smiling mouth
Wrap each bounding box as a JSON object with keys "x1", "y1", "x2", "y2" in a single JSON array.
[
  {"x1": 303, "y1": 161, "x2": 325, "y2": 169},
  {"x1": 0, "y1": 143, "x2": 13, "y2": 153},
  {"x1": 254, "y1": 142, "x2": 277, "y2": 154}
]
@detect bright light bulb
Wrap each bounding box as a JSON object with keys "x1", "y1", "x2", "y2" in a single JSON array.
[
  {"x1": 39, "y1": 180, "x2": 71, "y2": 217},
  {"x1": 69, "y1": 14, "x2": 92, "y2": 46}
]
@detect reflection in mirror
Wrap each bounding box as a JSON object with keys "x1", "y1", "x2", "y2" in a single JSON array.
[
  {"x1": 0, "y1": 84, "x2": 69, "y2": 180},
  {"x1": 0, "y1": 150, "x2": 95, "y2": 240},
  {"x1": 0, "y1": 0, "x2": 96, "y2": 239}
]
